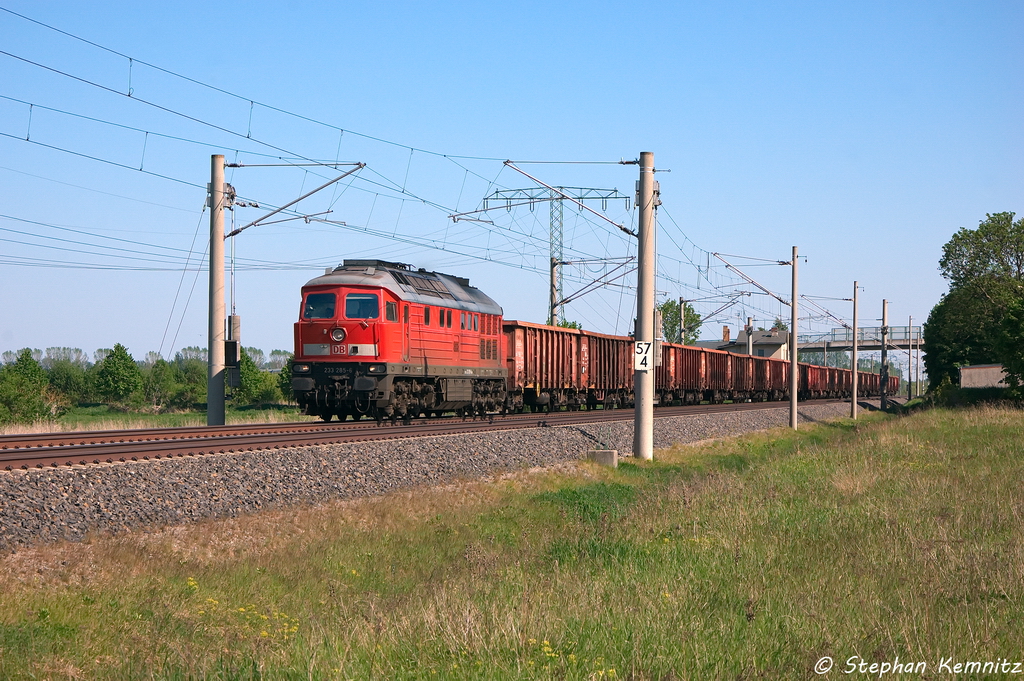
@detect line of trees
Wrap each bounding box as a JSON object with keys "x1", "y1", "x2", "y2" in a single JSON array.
[
  {"x1": 924, "y1": 211, "x2": 1024, "y2": 396},
  {"x1": 0, "y1": 345, "x2": 294, "y2": 425}
]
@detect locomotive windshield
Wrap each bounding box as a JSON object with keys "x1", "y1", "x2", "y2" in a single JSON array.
[
  {"x1": 303, "y1": 293, "x2": 336, "y2": 319},
  {"x1": 345, "y1": 293, "x2": 380, "y2": 319}
]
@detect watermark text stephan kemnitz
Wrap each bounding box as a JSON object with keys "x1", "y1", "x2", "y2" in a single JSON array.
[{"x1": 813, "y1": 655, "x2": 1024, "y2": 676}]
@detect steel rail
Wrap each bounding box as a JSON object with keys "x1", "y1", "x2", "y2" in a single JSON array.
[{"x1": 2, "y1": 400, "x2": 850, "y2": 472}]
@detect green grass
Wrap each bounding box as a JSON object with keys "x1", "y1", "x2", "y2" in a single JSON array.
[{"x1": 1, "y1": 407, "x2": 1023, "y2": 679}]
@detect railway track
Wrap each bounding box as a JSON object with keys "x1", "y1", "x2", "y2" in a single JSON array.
[{"x1": 1, "y1": 399, "x2": 853, "y2": 472}]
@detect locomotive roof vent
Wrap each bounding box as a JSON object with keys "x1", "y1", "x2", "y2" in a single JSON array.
[
  {"x1": 342, "y1": 259, "x2": 410, "y2": 270},
  {"x1": 394, "y1": 269, "x2": 456, "y2": 300},
  {"x1": 414, "y1": 266, "x2": 467, "y2": 286}
]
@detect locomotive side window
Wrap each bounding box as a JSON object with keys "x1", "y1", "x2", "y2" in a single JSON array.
[
  {"x1": 345, "y1": 293, "x2": 380, "y2": 319},
  {"x1": 473, "y1": 314, "x2": 479, "y2": 332},
  {"x1": 303, "y1": 293, "x2": 336, "y2": 319},
  {"x1": 404, "y1": 305, "x2": 409, "y2": 323},
  {"x1": 385, "y1": 301, "x2": 398, "y2": 322},
  {"x1": 460, "y1": 312, "x2": 466, "y2": 330},
  {"x1": 424, "y1": 307, "x2": 431, "y2": 326},
  {"x1": 446, "y1": 309, "x2": 452, "y2": 328}
]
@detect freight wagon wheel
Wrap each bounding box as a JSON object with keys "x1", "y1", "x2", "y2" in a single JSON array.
[{"x1": 319, "y1": 411, "x2": 334, "y2": 422}]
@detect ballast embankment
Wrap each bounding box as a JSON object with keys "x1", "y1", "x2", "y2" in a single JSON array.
[{"x1": 0, "y1": 402, "x2": 856, "y2": 553}]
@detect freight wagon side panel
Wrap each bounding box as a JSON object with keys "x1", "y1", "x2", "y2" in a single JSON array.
[
  {"x1": 584, "y1": 332, "x2": 633, "y2": 392},
  {"x1": 769, "y1": 359, "x2": 788, "y2": 395},
  {"x1": 706, "y1": 350, "x2": 731, "y2": 392},
  {"x1": 504, "y1": 324, "x2": 526, "y2": 391},
  {"x1": 752, "y1": 356, "x2": 770, "y2": 393},
  {"x1": 680, "y1": 346, "x2": 705, "y2": 391},
  {"x1": 732, "y1": 354, "x2": 753, "y2": 393},
  {"x1": 655, "y1": 343, "x2": 678, "y2": 392}
]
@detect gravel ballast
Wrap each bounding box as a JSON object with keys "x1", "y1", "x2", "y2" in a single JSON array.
[{"x1": 0, "y1": 401, "x2": 859, "y2": 554}]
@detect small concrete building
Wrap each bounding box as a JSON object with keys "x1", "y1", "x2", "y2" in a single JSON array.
[{"x1": 959, "y1": 364, "x2": 1007, "y2": 389}]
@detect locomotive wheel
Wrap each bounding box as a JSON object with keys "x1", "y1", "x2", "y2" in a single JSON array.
[{"x1": 319, "y1": 411, "x2": 334, "y2": 422}]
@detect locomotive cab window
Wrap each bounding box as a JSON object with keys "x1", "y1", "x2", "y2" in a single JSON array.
[
  {"x1": 345, "y1": 293, "x2": 380, "y2": 319},
  {"x1": 303, "y1": 293, "x2": 336, "y2": 319},
  {"x1": 385, "y1": 301, "x2": 398, "y2": 322}
]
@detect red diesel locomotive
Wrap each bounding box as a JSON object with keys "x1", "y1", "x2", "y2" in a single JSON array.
[
  {"x1": 290, "y1": 260, "x2": 507, "y2": 421},
  {"x1": 290, "y1": 260, "x2": 897, "y2": 421}
]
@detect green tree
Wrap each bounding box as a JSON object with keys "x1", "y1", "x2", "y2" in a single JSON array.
[
  {"x1": 658, "y1": 299, "x2": 702, "y2": 345},
  {"x1": 0, "y1": 349, "x2": 63, "y2": 424},
  {"x1": 939, "y1": 212, "x2": 1024, "y2": 290},
  {"x1": 995, "y1": 298, "x2": 1024, "y2": 398},
  {"x1": 94, "y1": 343, "x2": 143, "y2": 405},
  {"x1": 48, "y1": 360, "x2": 89, "y2": 405},
  {"x1": 556, "y1": 320, "x2": 581, "y2": 330},
  {"x1": 923, "y1": 277, "x2": 1018, "y2": 387},
  {"x1": 233, "y1": 349, "x2": 283, "y2": 407},
  {"x1": 234, "y1": 349, "x2": 262, "y2": 405},
  {"x1": 279, "y1": 364, "x2": 293, "y2": 403},
  {"x1": 142, "y1": 359, "x2": 180, "y2": 409},
  {"x1": 925, "y1": 212, "x2": 1024, "y2": 390},
  {"x1": 798, "y1": 350, "x2": 851, "y2": 369},
  {"x1": 172, "y1": 349, "x2": 207, "y2": 408}
]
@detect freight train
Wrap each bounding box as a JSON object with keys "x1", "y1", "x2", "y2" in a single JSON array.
[{"x1": 290, "y1": 260, "x2": 896, "y2": 422}]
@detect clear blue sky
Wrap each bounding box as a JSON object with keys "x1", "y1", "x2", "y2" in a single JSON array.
[{"x1": 1, "y1": 1, "x2": 1021, "y2": 368}]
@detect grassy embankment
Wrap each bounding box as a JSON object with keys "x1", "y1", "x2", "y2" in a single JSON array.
[{"x1": 1, "y1": 407, "x2": 1022, "y2": 679}]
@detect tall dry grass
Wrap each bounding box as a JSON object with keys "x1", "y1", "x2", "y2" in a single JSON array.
[{"x1": 0, "y1": 408, "x2": 316, "y2": 436}]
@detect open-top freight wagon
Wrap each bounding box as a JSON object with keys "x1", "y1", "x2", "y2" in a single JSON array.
[{"x1": 503, "y1": 320, "x2": 895, "y2": 413}]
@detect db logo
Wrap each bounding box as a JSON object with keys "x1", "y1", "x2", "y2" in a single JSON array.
[{"x1": 332, "y1": 344, "x2": 346, "y2": 355}]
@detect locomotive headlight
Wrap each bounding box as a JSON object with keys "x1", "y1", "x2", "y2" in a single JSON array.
[
  {"x1": 293, "y1": 364, "x2": 310, "y2": 373},
  {"x1": 367, "y1": 364, "x2": 386, "y2": 374},
  {"x1": 331, "y1": 327, "x2": 346, "y2": 342}
]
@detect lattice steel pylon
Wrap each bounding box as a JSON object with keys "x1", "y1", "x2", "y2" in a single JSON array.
[
  {"x1": 549, "y1": 190, "x2": 564, "y2": 325},
  {"x1": 484, "y1": 186, "x2": 629, "y2": 325}
]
